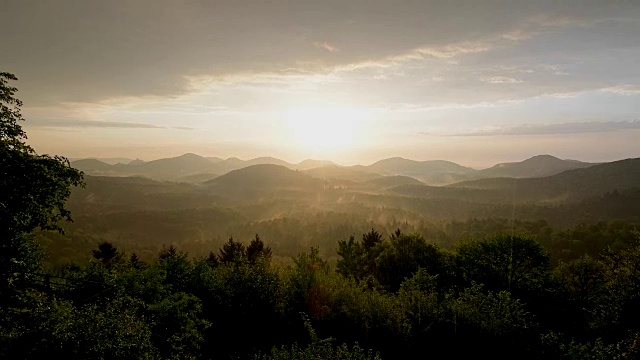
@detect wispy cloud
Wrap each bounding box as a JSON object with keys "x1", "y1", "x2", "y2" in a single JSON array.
[
  {"x1": 601, "y1": 84, "x2": 640, "y2": 95},
  {"x1": 439, "y1": 120, "x2": 640, "y2": 136},
  {"x1": 485, "y1": 76, "x2": 524, "y2": 84},
  {"x1": 313, "y1": 41, "x2": 339, "y2": 53},
  {"x1": 28, "y1": 119, "x2": 165, "y2": 129}
]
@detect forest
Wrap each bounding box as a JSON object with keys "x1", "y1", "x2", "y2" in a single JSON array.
[{"x1": 3, "y1": 71, "x2": 640, "y2": 360}]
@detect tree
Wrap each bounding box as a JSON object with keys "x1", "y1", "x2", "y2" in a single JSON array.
[
  {"x1": 92, "y1": 241, "x2": 120, "y2": 268},
  {"x1": 219, "y1": 237, "x2": 246, "y2": 263},
  {"x1": 336, "y1": 235, "x2": 364, "y2": 279},
  {"x1": 129, "y1": 253, "x2": 145, "y2": 269},
  {"x1": 455, "y1": 234, "x2": 551, "y2": 293},
  {"x1": 362, "y1": 229, "x2": 383, "y2": 251},
  {"x1": 0, "y1": 72, "x2": 83, "y2": 300},
  {"x1": 247, "y1": 234, "x2": 272, "y2": 264},
  {"x1": 375, "y1": 233, "x2": 446, "y2": 291}
]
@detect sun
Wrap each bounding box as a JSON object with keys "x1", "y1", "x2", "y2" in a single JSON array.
[{"x1": 286, "y1": 107, "x2": 365, "y2": 151}]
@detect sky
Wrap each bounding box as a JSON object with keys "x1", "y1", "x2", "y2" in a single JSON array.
[{"x1": 2, "y1": 0, "x2": 640, "y2": 168}]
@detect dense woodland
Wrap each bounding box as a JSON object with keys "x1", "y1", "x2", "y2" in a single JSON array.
[
  {"x1": 3, "y1": 73, "x2": 640, "y2": 359},
  {"x1": 6, "y1": 230, "x2": 640, "y2": 359}
]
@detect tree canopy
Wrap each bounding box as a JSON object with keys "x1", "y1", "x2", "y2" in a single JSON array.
[{"x1": 0, "y1": 72, "x2": 83, "y2": 301}]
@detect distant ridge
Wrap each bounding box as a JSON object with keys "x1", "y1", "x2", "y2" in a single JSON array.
[
  {"x1": 446, "y1": 157, "x2": 640, "y2": 203},
  {"x1": 71, "y1": 158, "x2": 114, "y2": 172},
  {"x1": 296, "y1": 159, "x2": 336, "y2": 170},
  {"x1": 71, "y1": 153, "x2": 614, "y2": 185},
  {"x1": 204, "y1": 164, "x2": 324, "y2": 198},
  {"x1": 70, "y1": 157, "x2": 132, "y2": 165},
  {"x1": 476, "y1": 154, "x2": 595, "y2": 178},
  {"x1": 367, "y1": 157, "x2": 474, "y2": 185}
]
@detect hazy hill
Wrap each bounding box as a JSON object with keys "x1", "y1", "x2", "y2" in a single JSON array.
[
  {"x1": 128, "y1": 153, "x2": 215, "y2": 179},
  {"x1": 178, "y1": 173, "x2": 221, "y2": 183},
  {"x1": 67, "y1": 175, "x2": 229, "y2": 212},
  {"x1": 366, "y1": 175, "x2": 425, "y2": 190},
  {"x1": 58, "y1": 158, "x2": 640, "y2": 262},
  {"x1": 129, "y1": 159, "x2": 145, "y2": 165},
  {"x1": 477, "y1": 154, "x2": 595, "y2": 178},
  {"x1": 72, "y1": 153, "x2": 216, "y2": 179},
  {"x1": 73, "y1": 154, "x2": 295, "y2": 180},
  {"x1": 70, "y1": 157, "x2": 132, "y2": 165},
  {"x1": 73, "y1": 154, "x2": 340, "y2": 181},
  {"x1": 71, "y1": 158, "x2": 115, "y2": 173},
  {"x1": 204, "y1": 164, "x2": 326, "y2": 199},
  {"x1": 71, "y1": 153, "x2": 611, "y2": 187},
  {"x1": 303, "y1": 165, "x2": 380, "y2": 182},
  {"x1": 367, "y1": 157, "x2": 475, "y2": 185},
  {"x1": 448, "y1": 158, "x2": 640, "y2": 203},
  {"x1": 296, "y1": 159, "x2": 336, "y2": 170},
  {"x1": 244, "y1": 157, "x2": 292, "y2": 168}
]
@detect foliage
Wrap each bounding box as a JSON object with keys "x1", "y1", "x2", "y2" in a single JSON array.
[
  {"x1": 455, "y1": 234, "x2": 551, "y2": 293},
  {"x1": 256, "y1": 317, "x2": 381, "y2": 360},
  {"x1": 0, "y1": 73, "x2": 83, "y2": 303}
]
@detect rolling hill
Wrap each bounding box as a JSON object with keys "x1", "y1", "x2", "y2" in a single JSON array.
[
  {"x1": 476, "y1": 154, "x2": 595, "y2": 178},
  {"x1": 70, "y1": 153, "x2": 624, "y2": 192},
  {"x1": 447, "y1": 157, "x2": 640, "y2": 203},
  {"x1": 367, "y1": 157, "x2": 475, "y2": 185},
  {"x1": 204, "y1": 164, "x2": 326, "y2": 200}
]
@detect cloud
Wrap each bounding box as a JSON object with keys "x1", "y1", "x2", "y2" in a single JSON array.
[
  {"x1": 4, "y1": 0, "x2": 637, "y2": 106},
  {"x1": 440, "y1": 120, "x2": 640, "y2": 136},
  {"x1": 485, "y1": 76, "x2": 523, "y2": 84},
  {"x1": 27, "y1": 119, "x2": 165, "y2": 129},
  {"x1": 601, "y1": 85, "x2": 640, "y2": 95},
  {"x1": 313, "y1": 41, "x2": 339, "y2": 53}
]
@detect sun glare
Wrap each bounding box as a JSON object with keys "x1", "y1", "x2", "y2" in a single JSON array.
[{"x1": 286, "y1": 107, "x2": 366, "y2": 151}]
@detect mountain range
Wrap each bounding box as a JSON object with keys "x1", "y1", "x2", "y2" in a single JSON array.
[
  {"x1": 71, "y1": 153, "x2": 598, "y2": 185},
  {"x1": 57, "y1": 155, "x2": 640, "y2": 263}
]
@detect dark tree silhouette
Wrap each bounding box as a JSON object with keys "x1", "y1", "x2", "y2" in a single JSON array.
[
  {"x1": 219, "y1": 237, "x2": 246, "y2": 263},
  {"x1": 456, "y1": 234, "x2": 551, "y2": 292},
  {"x1": 158, "y1": 244, "x2": 180, "y2": 260},
  {"x1": 206, "y1": 251, "x2": 219, "y2": 267},
  {"x1": 362, "y1": 229, "x2": 383, "y2": 251},
  {"x1": 129, "y1": 253, "x2": 144, "y2": 269},
  {"x1": 92, "y1": 242, "x2": 119, "y2": 267},
  {"x1": 336, "y1": 235, "x2": 363, "y2": 279},
  {"x1": 0, "y1": 72, "x2": 83, "y2": 301},
  {"x1": 247, "y1": 234, "x2": 272, "y2": 264}
]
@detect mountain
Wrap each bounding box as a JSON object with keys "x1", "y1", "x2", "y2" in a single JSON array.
[
  {"x1": 70, "y1": 157, "x2": 132, "y2": 165},
  {"x1": 71, "y1": 153, "x2": 609, "y2": 187},
  {"x1": 477, "y1": 155, "x2": 595, "y2": 178},
  {"x1": 448, "y1": 158, "x2": 640, "y2": 203},
  {"x1": 60, "y1": 158, "x2": 640, "y2": 260},
  {"x1": 366, "y1": 175, "x2": 425, "y2": 189},
  {"x1": 73, "y1": 153, "x2": 221, "y2": 180},
  {"x1": 67, "y1": 175, "x2": 230, "y2": 212},
  {"x1": 303, "y1": 165, "x2": 380, "y2": 182},
  {"x1": 296, "y1": 159, "x2": 336, "y2": 170},
  {"x1": 367, "y1": 157, "x2": 475, "y2": 185},
  {"x1": 245, "y1": 157, "x2": 292, "y2": 168},
  {"x1": 177, "y1": 173, "x2": 221, "y2": 183},
  {"x1": 71, "y1": 158, "x2": 114, "y2": 173},
  {"x1": 129, "y1": 159, "x2": 145, "y2": 165},
  {"x1": 73, "y1": 154, "x2": 341, "y2": 181},
  {"x1": 204, "y1": 164, "x2": 325, "y2": 199},
  {"x1": 128, "y1": 153, "x2": 215, "y2": 179}
]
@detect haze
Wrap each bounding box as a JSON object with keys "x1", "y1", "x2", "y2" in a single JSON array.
[{"x1": 2, "y1": 0, "x2": 640, "y2": 167}]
